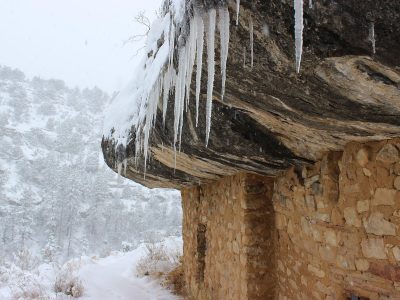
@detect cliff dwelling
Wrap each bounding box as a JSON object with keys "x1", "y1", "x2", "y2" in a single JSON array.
[{"x1": 102, "y1": 0, "x2": 400, "y2": 299}]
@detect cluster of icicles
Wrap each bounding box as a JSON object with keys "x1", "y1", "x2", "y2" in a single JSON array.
[{"x1": 126, "y1": 0, "x2": 307, "y2": 174}]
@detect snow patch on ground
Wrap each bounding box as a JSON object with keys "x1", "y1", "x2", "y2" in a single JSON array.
[{"x1": 0, "y1": 237, "x2": 182, "y2": 300}]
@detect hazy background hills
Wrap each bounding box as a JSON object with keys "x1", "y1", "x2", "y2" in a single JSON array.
[{"x1": 0, "y1": 65, "x2": 181, "y2": 267}]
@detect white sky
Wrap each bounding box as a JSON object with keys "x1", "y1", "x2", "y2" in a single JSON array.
[{"x1": 0, "y1": 0, "x2": 161, "y2": 93}]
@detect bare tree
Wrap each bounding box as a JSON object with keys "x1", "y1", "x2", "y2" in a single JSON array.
[{"x1": 124, "y1": 11, "x2": 151, "y2": 45}]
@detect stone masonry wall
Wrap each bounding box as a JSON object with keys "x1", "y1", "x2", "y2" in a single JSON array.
[
  {"x1": 274, "y1": 139, "x2": 400, "y2": 299},
  {"x1": 182, "y1": 173, "x2": 276, "y2": 300},
  {"x1": 181, "y1": 139, "x2": 400, "y2": 299}
]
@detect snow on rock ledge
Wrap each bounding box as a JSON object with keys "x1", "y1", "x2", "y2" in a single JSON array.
[
  {"x1": 102, "y1": 0, "x2": 400, "y2": 189},
  {"x1": 103, "y1": 0, "x2": 231, "y2": 171}
]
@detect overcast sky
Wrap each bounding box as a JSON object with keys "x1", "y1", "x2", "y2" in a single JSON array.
[{"x1": 0, "y1": 0, "x2": 161, "y2": 93}]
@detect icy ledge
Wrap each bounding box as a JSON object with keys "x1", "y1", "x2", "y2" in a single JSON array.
[
  {"x1": 103, "y1": 0, "x2": 231, "y2": 172},
  {"x1": 103, "y1": 0, "x2": 304, "y2": 173}
]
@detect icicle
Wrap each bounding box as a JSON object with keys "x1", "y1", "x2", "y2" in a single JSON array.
[
  {"x1": 294, "y1": 0, "x2": 304, "y2": 73},
  {"x1": 236, "y1": 0, "x2": 240, "y2": 26},
  {"x1": 250, "y1": 17, "x2": 254, "y2": 69},
  {"x1": 195, "y1": 12, "x2": 204, "y2": 127},
  {"x1": 143, "y1": 76, "x2": 163, "y2": 173},
  {"x1": 116, "y1": 4, "x2": 232, "y2": 173},
  {"x1": 163, "y1": 71, "x2": 170, "y2": 126},
  {"x1": 174, "y1": 45, "x2": 187, "y2": 153},
  {"x1": 163, "y1": 22, "x2": 176, "y2": 126},
  {"x1": 163, "y1": 67, "x2": 177, "y2": 126},
  {"x1": 369, "y1": 22, "x2": 376, "y2": 55},
  {"x1": 205, "y1": 9, "x2": 216, "y2": 147},
  {"x1": 218, "y1": 6, "x2": 230, "y2": 101},
  {"x1": 309, "y1": 0, "x2": 313, "y2": 9},
  {"x1": 185, "y1": 17, "x2": 197, "y2": 111}
]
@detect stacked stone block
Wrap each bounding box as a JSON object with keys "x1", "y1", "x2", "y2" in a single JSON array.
[
  {"x1": 182, "y1": 139, "x2": 400, "y2": 299},
  {"x1": 274, "y1": 140, "x2": 400, "y2": 299}
]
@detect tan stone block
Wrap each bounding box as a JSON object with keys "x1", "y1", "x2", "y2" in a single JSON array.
[
  {"x1": 292, "y1": 261, "x2": 301, "y2": 274},
  {"x1": 363, "y1": 212, "x2": 396, "y2": 236},
  {"x1": 276, "y1": 213, "x2": 287, "y2": 230},
  {"x1": 315, "y1": 213, "x2": 330, "y2": 223},
  {"x1": 240, "y1": 253, "x2": 246, "y2": 266},
  {"x1": 301, "y1": 217, "x2": 312, "y2": 236},
  {"x1": 344, "y1": 207, "x2": 361, "y2": 227},
  {"x1": 376, "y1": 144, "x2": 399, "y2": 164},
  {"x1": 355, "y1": 258, "x2": 370, "y2": 271},
  {"x1": 376, "y1": 166, "x2": 391, "y2": 188},
  {"x1": 363, "y1": 168, "x2": 372, "y2": 177},
  {"x1": 300, "y1": 275, "x2": 307, "y2": 286},
  {"x1": 331, "y1": 207, "x2": 344, "y2": 225},
  {"x1": 341, "y1": 232, "x2": 360, "y2": 250},
  {"x1": 324, "y1": 229, "x2": 338, "y2": 247},
  {"x1": 305, "y1": 195, "x2": 316, "y2": 210},
  {"x1": 289, "y1": 279, "x2": 298, "y2": 290},
  {"x1": 286, "y1": 198, "x2": 295, "y2": 211},
  {"x1": 278, "y1": 260, "x2": 285, "y2": 273},
  {"x1": 315, "y1": 281, "x2": 333, "y2": 295},
  {"x1": 395, "y1": 176, "x2": 400, "y2": 190},
  {"x1": 311, "y1": 227, "x2": 322, "y2": 242},
  {"x1": 336, "y1": 254, "x2": 355, "y2": 270},
  {"x1": 316, "y1": 199, "x2": 326, "y2": 210},
  {"x1": 357, "y1": 200, "x2": 370, "y2": 213},
  {"x1": 361, "y1": 238, "x2": 387, "y2": 259},
  {"x1": 201, "y1": 215, "x2": 207, "y2": 223},
  {"x1": 343, "y1": 183, "x2": 360, "y2": 194},
  {"x1": 394, "y1": 162, "x2": 400, "y2": 175},
  {"x1": 319, "y1": 245, "x2": 337, "y2": 263},
  {"x1": 356, "y1": 148, "x2": 369, "y2": 167},
  {"x1": 307, "y1": 264, "x2": 325, "y2": 278},
  {"x1": 302, "y1": 239, "x2": 319, "y2": 256},
  {"x1": 312, "y1": 291, "x2": 322, "y2": 299},
  {"x1": 372, "y1": 188, "x2": 396, "y2": 206},
  {"x1": 226, "y1": 241, "x2": 232, "y2": 252},
  {"x1": 241, "y1": 234, "x2": 251, "y2": 246},
  {"x1": 232, "y1": 241, "x2": 239, "y2": 254},
  {"x1": 393, "y1": 246, "x2": 400, "y2": 261},
  {"x1": 395, "y1": 282, "x2": 400, "y2": 292},
  {"x1": 287, "y1": 220, "x2": 295, "y2": 236}
]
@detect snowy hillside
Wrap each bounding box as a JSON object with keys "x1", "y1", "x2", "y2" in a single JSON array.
[{"x1": 0, "y1": 65, "x2": 182, "y2": 267}]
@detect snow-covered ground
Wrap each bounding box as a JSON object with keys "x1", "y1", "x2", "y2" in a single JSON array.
[{"x1": 0, "y1": 237, "x2": 182, "y2": 300}]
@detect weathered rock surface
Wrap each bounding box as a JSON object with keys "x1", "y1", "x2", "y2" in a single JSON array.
[{"x1": 102, "y1": 0, "x2": 400, "y2": 188}]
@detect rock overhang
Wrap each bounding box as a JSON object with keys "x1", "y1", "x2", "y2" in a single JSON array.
[{"x1": 102, "y1": 0, "x2": 400, "y2": 189}]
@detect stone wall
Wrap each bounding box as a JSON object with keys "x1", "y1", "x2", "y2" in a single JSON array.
[
  {"x1": 274, "y1": 139, "x2": 400, "y2": 299},
  {"x1": 182, "y1": 173, "x2": 277, "y2": 300},
  {"x1": 181, "y1": 139, "x2": 400, "y2": 299}
]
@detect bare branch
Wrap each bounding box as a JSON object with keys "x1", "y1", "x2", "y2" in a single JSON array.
[{"x1": 123, "y1": 11, "x2": 151, "y2": 47}]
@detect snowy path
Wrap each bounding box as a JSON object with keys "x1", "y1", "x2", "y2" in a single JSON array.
[
  {"x1": 0, "y1": 238, "x2": 182, "y2": 300},
  {"x1": 78, "y1": 248, "x2": 179, "y2": 300}
]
